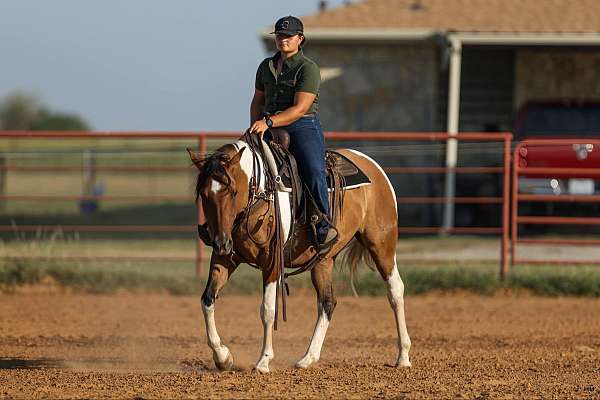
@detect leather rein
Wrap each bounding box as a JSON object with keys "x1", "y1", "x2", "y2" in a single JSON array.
[
  {"x1": 201, "y1": 131, "x2": 290, "y2": 329},
  {"x1": 199, "y1": 131, "x2": 346, "y2": 329}
]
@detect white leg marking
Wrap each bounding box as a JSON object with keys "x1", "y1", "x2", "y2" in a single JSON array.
[
  {"x1": 202, "y1": 303, "x2": 233, "y2": 370},
  {"x1": 210, "y1": 179, "x2": 222, "y2": 194},
  {"x1": 295, "y1": 304, "x2": 330, "y2": 369},
  {"x1": 255, "y1": 281, "x2": 277, "y2": 373},
  {"x1": 347, "y1": 149, "x2": 397, "y2": 213},
  {"x1": 386, "y1": 259, "x2": 411, "y2": 368}
]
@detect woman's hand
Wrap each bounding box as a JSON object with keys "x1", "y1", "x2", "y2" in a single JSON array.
[{"x1": 249, "y1": 118, "x2": 268, "y2": 135}]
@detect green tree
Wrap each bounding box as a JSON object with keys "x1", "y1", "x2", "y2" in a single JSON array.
[
  {"x1": 0, "y1": 90, "x2": 91, "y2": 131},
  {"x1": 0, "y1": 91, "x2": 40, "y2": 130},
  {"x1": 30, "y1": 108, "x2": 91, "y2": 131}
]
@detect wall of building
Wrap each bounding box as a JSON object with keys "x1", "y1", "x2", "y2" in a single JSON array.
[
  {"x1": 437, "y1": 47, "x2": 516, "y2": 133},
  {"x1": 261, "y1": 40, "x2": 511, "y2": 227},
  {"x1": 304, "y1": 42, "x2": 439, "y2": 132},
  {"x1": 292, "y1": 42, "x2": 440, "y2": 225},
  {"x1": 515, "y1": 48, "x2": 600, "y2": 110}
]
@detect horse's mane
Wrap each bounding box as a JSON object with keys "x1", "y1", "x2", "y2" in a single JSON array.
[{"x1": 194, "y1": 146, "x2": 236, "y2": 201}]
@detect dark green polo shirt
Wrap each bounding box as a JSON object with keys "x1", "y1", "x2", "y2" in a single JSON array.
[{"x1": 255, "y1": 50, "x2": 320, "y2": 115}]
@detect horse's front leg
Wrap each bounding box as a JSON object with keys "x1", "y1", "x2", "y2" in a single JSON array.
[
  {"x1": 254, "y1": 272, "x2": 277, "y2": 373},
  {"x1": 296, "y1": 259, "x2": 336, "y2": 369},
  {"x1": 201, "y1": 255, "x2": 238, "y2": 371}
]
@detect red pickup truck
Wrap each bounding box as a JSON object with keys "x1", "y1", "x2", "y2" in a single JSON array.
[{"x1": 515, "y1": 101, "x2": 600, "y2": 196}]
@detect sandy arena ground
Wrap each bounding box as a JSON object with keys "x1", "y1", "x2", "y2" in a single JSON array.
[{"x1": 0, "y1": 289, "x2": 599, "y2": 399}]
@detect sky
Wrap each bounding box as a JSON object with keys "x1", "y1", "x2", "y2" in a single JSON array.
[{"x1": 0, "y1": 0, "x2": 347, "y2": 131}]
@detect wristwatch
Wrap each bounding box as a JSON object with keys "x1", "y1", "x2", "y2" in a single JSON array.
[{"x1": 265, "y1": 116, "x2": 274, "y2": 128}]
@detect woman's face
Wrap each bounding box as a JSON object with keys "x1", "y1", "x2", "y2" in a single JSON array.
[{"x1": 275, "y1": 33, "x2": 303, "y2": 53}]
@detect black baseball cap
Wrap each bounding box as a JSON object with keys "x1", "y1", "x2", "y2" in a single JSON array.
[{"x1": 271, "y1": 16, "x2": 304, "y2": 36}]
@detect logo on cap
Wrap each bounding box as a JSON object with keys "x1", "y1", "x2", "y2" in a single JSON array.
[{"x1": 282, "y1": 20, "x2": 289, "y2": 29}]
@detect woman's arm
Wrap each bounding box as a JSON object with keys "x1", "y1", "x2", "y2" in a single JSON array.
[
  {"x1": 269, "y1": 92, "x2": 315, "y2": 127},
  {"x1": 249, "y1": 91, "x2": 315, "y2": 134}
]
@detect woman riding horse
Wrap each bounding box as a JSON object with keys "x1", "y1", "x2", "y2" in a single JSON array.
[
  {"x1": 189, "y1": 144, "x2": 412, "y2": 372},
  {"x1": 189, "y1": 15, "x2": 411, "y2": 374},
  {"x1": 249, "y1": 15, "x2": 337, "y2": 252}
]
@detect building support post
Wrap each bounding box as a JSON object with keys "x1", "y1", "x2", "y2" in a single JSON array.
[{"x1": 442, "y1": 38, "x2": 462, "y2": 232}]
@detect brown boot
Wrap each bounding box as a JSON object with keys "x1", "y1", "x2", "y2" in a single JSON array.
[{"x1": 317, "y1": 227, "x2": 339, "y2": 255}]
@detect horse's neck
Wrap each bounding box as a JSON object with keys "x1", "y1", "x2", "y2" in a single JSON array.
[
  {"x1": 233, "y1": 138, "x2": 294, "y2": 251},
  {"x1": 233, "y1": 139, "x2": 266, "y2": 192}
]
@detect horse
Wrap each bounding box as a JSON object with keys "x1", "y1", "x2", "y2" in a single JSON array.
[{"x1": 188, "y1": 134, "x2": 411, "y2": 373}]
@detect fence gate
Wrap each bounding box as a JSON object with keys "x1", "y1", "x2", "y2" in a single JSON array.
[{"x1": 511, "y1": 138, "x2": 600, "y2": 265}]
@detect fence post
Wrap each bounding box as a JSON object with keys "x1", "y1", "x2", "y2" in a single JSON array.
[
  {"x1": 510, "y1": 144, "x2": 521, "y2": 267},
  {"x1": 81, "y1": 150, "x2": 98, "y2": 214},
  {"x1": 195, "y1": 135, "x2": 207, "y2": 276},
  {"x1": 500, "y1": 134, "x2": 512, "y2": 280},
  {"x1": 0, "y1": 156, "x2": 5, "y2": 212}
]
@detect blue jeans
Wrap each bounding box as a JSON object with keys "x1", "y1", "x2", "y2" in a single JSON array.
[{"x1": 284, "y1": 116, "x2": 330, "y2": 234}]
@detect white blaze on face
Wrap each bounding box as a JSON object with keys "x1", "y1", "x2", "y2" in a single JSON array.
[{"x1": 210, "y1": 179, "x2": 222, "y2": 194}]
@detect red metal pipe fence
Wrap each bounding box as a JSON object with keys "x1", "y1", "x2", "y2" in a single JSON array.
[
  {"x1": 0, "y1": 131, "x2": 512, "y2": 277},
  {"x1": 511, "y1": 138, "x2": 600, "y2": 265}
]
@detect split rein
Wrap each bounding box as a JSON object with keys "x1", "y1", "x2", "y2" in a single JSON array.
[
  {"x1": 241, "y1": 131, "x2": 289, "y2": 330},
  {"x1": 201, "y1": 131, "x2": 290, "y2": 329}
]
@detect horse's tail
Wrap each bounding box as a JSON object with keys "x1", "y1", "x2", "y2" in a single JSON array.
[{"x1": 339, "y1": 237, "x2": 375, "y2": 297}]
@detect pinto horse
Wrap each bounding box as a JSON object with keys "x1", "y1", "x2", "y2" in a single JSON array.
[{"x1": 188, "y1": 136, "x2": 411, "y2": 373}]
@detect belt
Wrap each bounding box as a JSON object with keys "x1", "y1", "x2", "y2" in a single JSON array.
[{"x1": 273, "y1": 111, "x2": 317, "y2": 117}]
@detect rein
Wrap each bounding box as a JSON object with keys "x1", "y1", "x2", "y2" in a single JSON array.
[
  {"x1": 239, "y1": 131, "x2": 288, "y2": 329},
  {"x1": 200, "y1": 131, "x2": 345, "y2": 330}
]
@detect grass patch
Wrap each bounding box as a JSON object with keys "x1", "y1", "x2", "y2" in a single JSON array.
[
  {"x1": 3, "y1": 258, "x2": 600, "y2": 297},
  {"x1": 0, "y1": 259, "x2": 206, "y2": 295},
  {"x1": 0, "y1": 259, "x2": 46, "y2": 289},
  {"x1": 1, "y1": 236, "x2": 600, "y2": 297},
  {"x1": 45, "y1": 263, "x2": 203, "y2": 295},
  {"x1": 509, "y1": 265, "x2": 600, "y2": 296}
]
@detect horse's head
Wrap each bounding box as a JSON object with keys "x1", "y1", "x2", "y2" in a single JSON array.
[{"x1": 188, "y1": 146, "x2": 247, "y2": 255}]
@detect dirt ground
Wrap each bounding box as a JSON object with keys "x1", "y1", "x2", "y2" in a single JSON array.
[{"x1": 0, "y1": 289, "x2": 599, "y2": 399}]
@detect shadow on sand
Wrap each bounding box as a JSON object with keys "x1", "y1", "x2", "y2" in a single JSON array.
[{"x1": 0, "y1": 357, "x2": 63, "y2": 370}]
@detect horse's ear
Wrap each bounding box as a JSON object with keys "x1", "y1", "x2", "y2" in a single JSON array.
[
  {"x1": 187, "y1": 148, "x2": 205, "y2": 170},
  {"x1": 227, "y1": 147, "x2": 246, "y2": 166}
]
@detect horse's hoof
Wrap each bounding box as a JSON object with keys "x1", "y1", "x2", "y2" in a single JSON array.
[
  {"x1": 395, "y1": 358, "x2": 412, "y2": 368},
  {"x1": 254, "y1": 355, "x2": 272, "y2": 373},
  {"x1": 295, "y1": 355, "x2": 317, "y2": 369},
  {"x1": 253, "y1": 364, "x2": 270, "y2": 374},
  {"x1": 213, "y1": 348, "x2": 234, "y2": 371}
]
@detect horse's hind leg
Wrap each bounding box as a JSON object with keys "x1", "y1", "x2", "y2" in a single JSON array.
[
  {"x1": 201, "y1": 255, "x2": 238, "y2": 371},
  {"x1": 360, "y1": 229, "x2": 412, "y2": 367},
  {"x1": 385, "y1": 257, "x2": 412, "y2": 367},
  {"x1": 296, "y1": 258, "x2": 336, "y2": 369}
]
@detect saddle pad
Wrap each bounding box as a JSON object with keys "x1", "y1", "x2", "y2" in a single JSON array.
[{"x1": 326, "y1": 150, "x2": 371, "y2": 190}]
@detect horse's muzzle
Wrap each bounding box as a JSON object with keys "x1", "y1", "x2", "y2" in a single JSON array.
[{"x1": 213, "y1": 232, "x2": 233, "y2": 255}]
